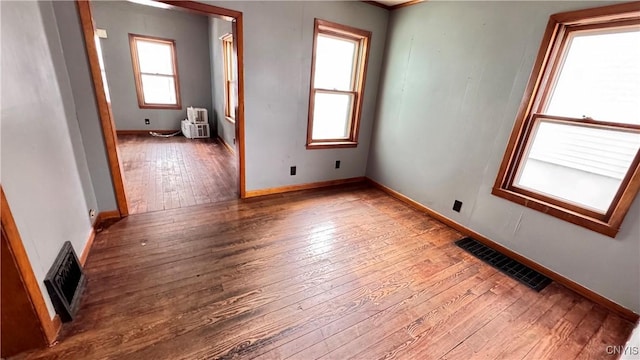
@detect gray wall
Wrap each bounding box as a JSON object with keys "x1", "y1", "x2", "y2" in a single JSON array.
[
  {"x1": 205, "y1": 1, "x2": 389, "y2": 191},
  {"x1": 1, "y1": 1, "x2": 97, "y2": 317},
  {"x1": 209, "y1": 17, "x2": 235, "y2": 149},
  {"x1": 52, "y1": 1, "x2": 118, "y2": 213},
  {"x1": 92, "y1": 1, "x2": 212, "y2": 131},
  {"x1": 367, "y1": 1, "x2": 640, "y2": 312}
]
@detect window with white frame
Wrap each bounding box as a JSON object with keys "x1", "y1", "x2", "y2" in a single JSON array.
[{"x1": 221, "y1": 33, "x2": 236, "y2": 122}]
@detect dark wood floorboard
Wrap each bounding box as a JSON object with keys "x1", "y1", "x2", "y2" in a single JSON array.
[
  {"x1": 117, "y1": 134, "x2": 237, "y2": 215},
  {"x1": 12, "y1": 184, "x2": 634, "y2": 360}
]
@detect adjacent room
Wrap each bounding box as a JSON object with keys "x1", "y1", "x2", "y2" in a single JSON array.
[
  {"x1": 92, "y1": 1, "x2": 238, "y2": 214},
  {"x1": 1, "y1": 0, "x2": 639, "y2": 359}
]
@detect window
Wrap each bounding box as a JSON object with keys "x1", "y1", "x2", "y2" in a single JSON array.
[
  {"x1": 493, "y1": 3, "x2": 640, "y2": 237},
  {"x1": 94, "y1": 32, "x2": 110, "y2": 103},
  {"x1": 306, "y1": 19, "x2": 371, "y2": 149},
  {"x1": 221, "y1": 33, "x2": 236, "y2": 122},
  {"x1": 129, "y1": 34, "x2": 181, "y2": 109}
]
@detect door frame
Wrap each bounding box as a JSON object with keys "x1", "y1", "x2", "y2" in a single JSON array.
[
  {"x1": 76, "y1": 0, "x2": 247, "y2": 218},
  {"x1": 1, "y1": 187, "x2": 61, "y2": 345}
]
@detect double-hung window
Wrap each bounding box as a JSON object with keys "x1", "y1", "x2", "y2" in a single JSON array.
[
  {"x1": 129, "y1": 34, "x2": 181, "y2": 109},
  {"x1": 307, "y1": 19, "x2": 371, "y2": 149},
  {"x1": 493, "y1": 3, "x2": 640, "y2": 237},
  {"x1": 221, "y1": 33, "x2": 236, "y2": 122}
]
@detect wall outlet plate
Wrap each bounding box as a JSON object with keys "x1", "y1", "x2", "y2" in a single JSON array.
[
  {"x1": 290, "y1": 166, "x2": 296, "y2": 176},
  {"x1": 335, "y1": 160, "x2": 341, "y2": 169},
  {"x1": 453, "y1": 200, "x2": 463, "y2": 212},
  {"x1": 145, "y1": 118, "x2": 150, "y2": 125}
]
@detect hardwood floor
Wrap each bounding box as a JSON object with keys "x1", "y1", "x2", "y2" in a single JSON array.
[
  {"x1": 13, "y1": 184, "x2": 634, "y2": 359},
  {"x1": 117, "y1": 134, "x2": 237, "y2": 215}
]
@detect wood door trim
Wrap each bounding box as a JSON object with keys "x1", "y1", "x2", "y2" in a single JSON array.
[
  {"x1": 1, "y1": 188, "x2": 62, "y2": 344},
  {"x1": 95, "y1": 210, "x2": 121, "y2": 225},
  {"x1": 76, "y1": 0, "x2": 128, "y2": 217},
  {"x1": 76, "y1": 0, "x2": 248, "y2": 208},
  {"x1": 367, "y1": 178, "x2": 640, "y2": 323}
]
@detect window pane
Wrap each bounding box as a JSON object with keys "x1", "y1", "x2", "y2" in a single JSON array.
[
  {"x1": 94, "y1": 36, "x2": 111, "y2": 103},
  {"x1": 227, "y1": 41, "x2": 236, "y2": 81},
  {"x1": 546, "y1": 29, "x2": 640, "y2": 124},
  {"x1": 515, "y1": 120, "x2": 640, "y2": 212},
  {"x1": 229, "y1": 81, "x2": 236, "y2": 118},
  {"x1": 136, "y1": 40, "x2": 174, "y2": 75},
  {"x1": 312, "y1": 92, "x2": 353, "y2": 140},
  {"x1": 141, "y1": 74, "x2": 177, "y2": 104},
  {"x1": 314, "y1": 34, "x2": 356, "y2": 91}
]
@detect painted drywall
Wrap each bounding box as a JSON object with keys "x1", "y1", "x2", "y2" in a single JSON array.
[
  {"x1": 367, "y1": 1, "x2": 640, "y2": 312},
  {"x1": 204, "y1": 1, "x2": 389, "y2": 191},
  {"x1": 91, "y1": 1, "x2": 212, "y2": 131},
  {"x1": 52, "y1": 1, "x2": 118, "y2": 213},
  {"x1": 40, "y1": 1, "x2": 98, "y2": 217},
  {"x1": 1, "y1": 1, "x2": 97, "y2": 317},
  {"x1": 209, "y1": 17, "x2": 235, "y2": 149}
]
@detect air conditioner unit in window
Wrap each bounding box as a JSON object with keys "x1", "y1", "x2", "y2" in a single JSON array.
[
  {"x1": 187, "y1": 107, "x2": 208, "y2": 124},
  {"x1": 182, "y1": 120, "x2": 210, "y2": 139}
]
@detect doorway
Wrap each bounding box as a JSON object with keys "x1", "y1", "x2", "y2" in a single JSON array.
[{"x1": 77, "y1": 1, "x2": 245, "y2": 216}]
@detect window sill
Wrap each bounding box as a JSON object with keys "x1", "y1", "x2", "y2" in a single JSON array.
[
  {"x1": 225, "y1": 116, "x2": 236, "y2": 124},
  {"x1": 138, "y1": 104, "x2": 182, "y2": 110},
  {"x1": 491, "y1": 187, "x2": 618, "y2": 238},
  {"x1": 306, "y1": 141, "x2": 358, "y2": 149}
]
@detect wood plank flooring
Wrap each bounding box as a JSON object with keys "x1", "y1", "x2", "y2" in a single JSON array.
[
  {"x1": 12, "y1": 184, "x2": 634, "y2": 359},
  {"x1": 117, "y1": 134, "x2": 237, "y2": 215}
]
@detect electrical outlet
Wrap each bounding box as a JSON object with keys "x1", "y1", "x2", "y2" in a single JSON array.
[
  {"x1": 290, "y1": 166, "x2": 296, "y2": 176},
  {"x1": 89, "y1": 209, "x2": 96, "y2": 218},
  {"x1": 453, "y1": 200, "x2": 463, "y2": 213},
  {"x1": 335, "y1": 160, "x2": 341, "y2": 169},
  {"x1": 145, "y1": 118, "x2": 150, "y2": 125},
  {"x1": 233, "y1": 138, "x2": 236, "y2": 144}
]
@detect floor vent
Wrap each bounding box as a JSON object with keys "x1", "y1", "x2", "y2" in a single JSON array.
[
  {"x1": 44, "y1": 241, "x2": 86, "y2": 322},
  {"x1": 455, "y1": 237, "x2": 551, "y2": 291}
]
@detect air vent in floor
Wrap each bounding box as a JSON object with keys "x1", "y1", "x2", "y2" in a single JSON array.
[{"x1": 455, "y1": 237, "x2": 551, "y2": 291}]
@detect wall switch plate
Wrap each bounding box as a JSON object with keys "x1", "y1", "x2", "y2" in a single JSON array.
[
  {"x1": 453, "y1": 200, "x2": 463, "y2": 212},
  {"x1": 290, "y1": 166, "x2": 296, "y2": 176},
  {"x1": 145, "y1": 118, "x2": 150, "y2": 125},
  {"x1": 335, "y1": 160, "x2": 341, "y2": 169}
]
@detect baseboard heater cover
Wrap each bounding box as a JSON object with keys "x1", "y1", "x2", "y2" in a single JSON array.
[
  {"x1": 455, "y1": 237, "x2": 551, "y2": 291},
  {"x1": 44, "y1": 241, "x2": 86, "y2": 322}
]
